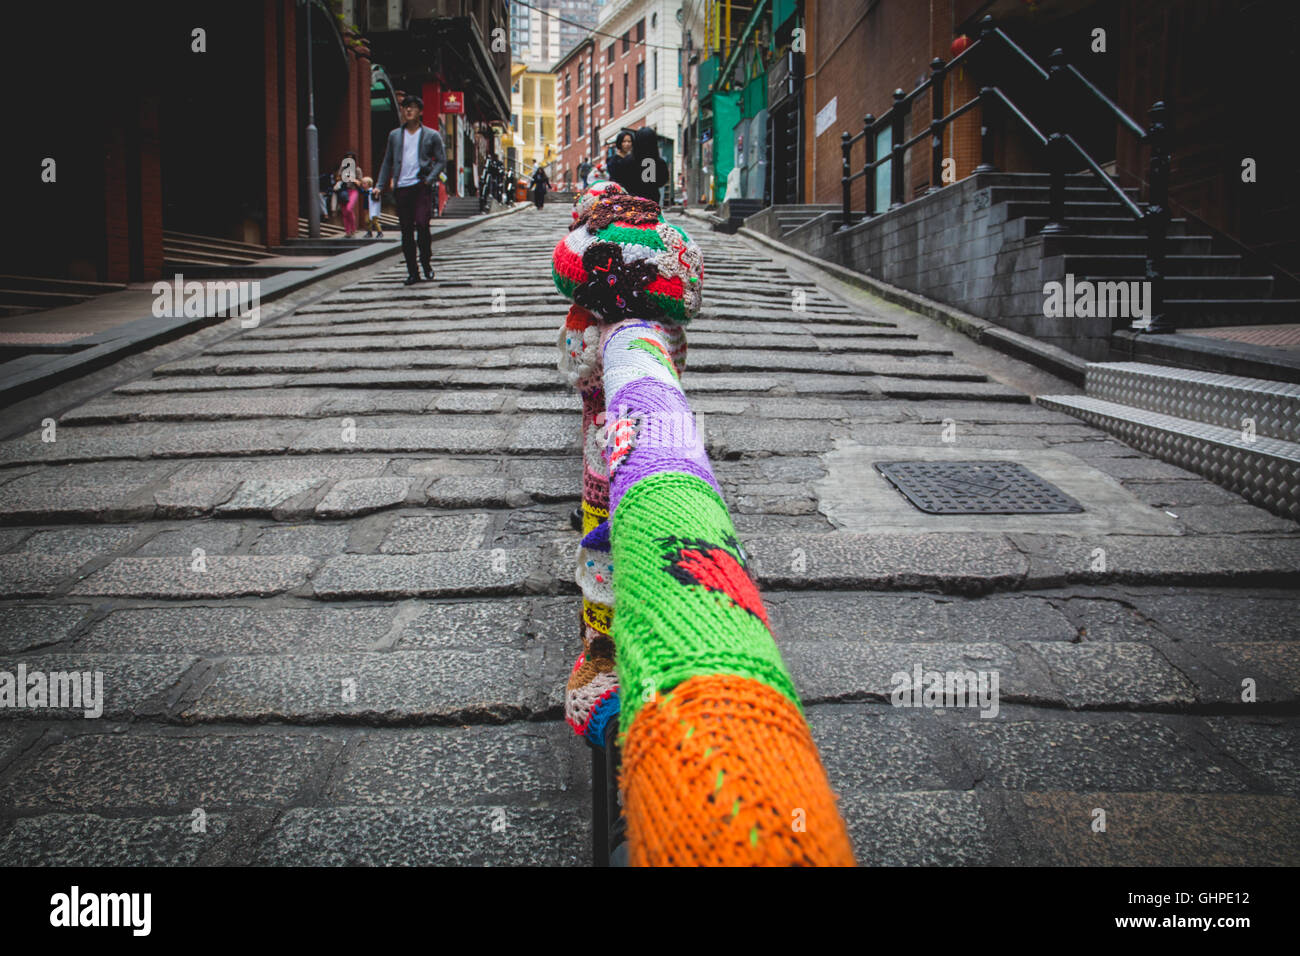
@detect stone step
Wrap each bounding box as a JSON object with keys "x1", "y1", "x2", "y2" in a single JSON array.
[
  {"x1": 0, "y1": 274, "x2": 126, "y2": 295},
  {"x1": 1159, "y1": 274, "x2": 1275, "y2": 298},
  {"x1": 1023, "y1": 216, "x2": 1193, "y2": 237},
  {"x1": 161, "y1": 242, "x2": 272, "y2": 265},
  {"x1": 159, "y1": 260, "x2": 294, "y2": 280},
  {"x1": 1034, "y1": 393, "x2": 1300, "y2": 520},
  {"x1": 987, "y1": 183, "x2": 1141, "y2": 204},
  {"x1": 1164, "y1": 298, "x2": 1300, "y2": 328},
  {"x1": 1041, "y1": 234, "x2": 1214, "y2": 256},
  {"x1": 0, "y1": 288, "x2": 95, "y2": 308},
  {"x1": 1005, "y1": 200, "x2": 1155, "y2": 221},
  {"x1": 270, "y1": 241, "x2": 393, "y2": 255},
  {"x1": 1058, "y1": 254, "x2": 1247, "y2": 277},
  {"x1": 1062, "y1": 274, "x2": 1277, "y2": 303},
  {"x1": 162, "y1": 230, "x2": 274, "y2": 255},
  {"x1": 1084, "y1": 361, "x2": 1300, "y2": 443}
]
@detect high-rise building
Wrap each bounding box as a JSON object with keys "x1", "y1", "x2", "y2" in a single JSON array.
[{"x1": 511, "y1": 0, "x2": 605, "y2": 71}]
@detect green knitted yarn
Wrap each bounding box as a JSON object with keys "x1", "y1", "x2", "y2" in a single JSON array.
[
  {"x1": 627, "y1": 337, "x2": 680, "y2": 379},
  {"x1": 611, "y1": 471, "x2": 800, "y2": 727},
  {"x1": 646, "y1": 291, "x2": 689, "y2": 325},
  {"x1": 597, "y1": 222, "x2": 669, "y2": 249},
  {"x1": 554, "y1": 271, "x2": 578, "y2": 300}
]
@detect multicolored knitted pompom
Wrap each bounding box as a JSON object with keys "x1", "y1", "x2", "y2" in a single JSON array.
[
  {"x1": 571, "y1": 179, "x2": 625, "y2": 228},
  {"x1": 553, "y1": 188, "x2": 704, "y2": 326}
]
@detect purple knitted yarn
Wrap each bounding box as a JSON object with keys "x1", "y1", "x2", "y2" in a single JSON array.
[{"x1": 607, "y1": 377, "x2": 720, "y2": 513}]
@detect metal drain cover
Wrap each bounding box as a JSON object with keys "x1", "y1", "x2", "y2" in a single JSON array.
[{"x1": 874, "y1": 460, "x2": 1084, "y2": 515}]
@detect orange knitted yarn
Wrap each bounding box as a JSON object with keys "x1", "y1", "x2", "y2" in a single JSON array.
[{"x1": 620, "y1": 673, "x2": 856, "y2": 866}]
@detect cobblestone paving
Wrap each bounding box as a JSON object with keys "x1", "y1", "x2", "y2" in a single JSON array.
[{"x1": 1, "y1": 204, "x2": 1297, "y2": 865}]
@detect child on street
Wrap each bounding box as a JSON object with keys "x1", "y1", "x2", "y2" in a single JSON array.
[{"x1": 362, "y1": 176, "x2": 383, "y2": 238}]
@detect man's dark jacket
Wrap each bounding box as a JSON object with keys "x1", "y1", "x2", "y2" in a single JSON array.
[{"x1": 377, "y1": 125, "x2": 447, "y2": 190}]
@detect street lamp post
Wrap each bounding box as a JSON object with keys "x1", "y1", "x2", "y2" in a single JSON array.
[{"x1": 301, "y1": 0, "x2": 320, "y2": 238}]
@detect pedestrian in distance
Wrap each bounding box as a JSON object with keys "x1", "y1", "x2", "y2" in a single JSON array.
[
  {"x1": 361, "y1": 176, "x2": 383, "y2": 238},
  {"x1": 480, "y1": 152, "x2": 505, "y2": 213},
  {"x1": 607, "y1": 129, "x2": 636, "y2": 191},
  {"x1": 530, "y1": 164, "x2": 550, "y2": 209},
  {"x1": 375, "y1": 95, "x2": 447, "y2": 285},
  {"x1": 577, "y1": 155, "x2": 592, "y2": 187},
  {"x1": 334, "y1": 152, "x2": 362, "y2": 237},
  {"x1": 318, "y1": 170, "x2": 333, "y2": 221}
]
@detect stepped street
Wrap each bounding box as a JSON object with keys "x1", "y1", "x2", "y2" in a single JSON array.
[{"x1": 0, "y1": 203, "x2": 1297, "y2": 866}]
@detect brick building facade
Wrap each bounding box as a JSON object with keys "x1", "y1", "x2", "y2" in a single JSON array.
[
  {"x1": 5, "y1": 0, "x2": 374, "y2": 284},
  {"x1": 554, "y1": 38, "x2": 598, "y2": 189},
  {"x1": 802, "y1": 0, "x2": 1298, "y2": 273},
  {"x1": 803, "y1": 0, "x2": 982, "y2": 212},
  {"x1": 591, "y1": 0, "x2": 684, "y2": 193}
]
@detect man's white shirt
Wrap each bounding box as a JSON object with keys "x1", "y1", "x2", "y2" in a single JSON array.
[{"x1": 397, "y1": 128, "x2": 421, "y2": 187}]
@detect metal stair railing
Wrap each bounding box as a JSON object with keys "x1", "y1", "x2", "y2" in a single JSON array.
[{"x1": 838, "y1": 14, "x2": 1176, "y2": 333}]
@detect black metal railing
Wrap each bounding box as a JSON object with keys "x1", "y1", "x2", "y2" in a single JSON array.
[
  {"x1": 590, "y1": 719, "x2": 627, "y2": 866},
  {"x1": 838, "y1": 14, "x2": 1174, "y2": 332}
]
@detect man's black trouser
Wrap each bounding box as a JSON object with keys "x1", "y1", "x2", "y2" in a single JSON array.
[{"x1": 394, "y1": 182, "x2": 433, "y2": 277}]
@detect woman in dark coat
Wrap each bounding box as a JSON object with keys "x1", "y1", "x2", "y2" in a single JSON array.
[
  {"x1": 530, "y1": 165, "x2": 550, "y2": 209},
  {"x1": 606, "y1": 129, "x2": 636, "y2": 191},
  {"x1": 615, "y1": 127, "x2": 669, "y2": 204}
]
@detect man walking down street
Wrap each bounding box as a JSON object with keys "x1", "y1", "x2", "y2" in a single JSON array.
[{"x1": 376, "y1": 96, "x2": 446, "y2": 285}]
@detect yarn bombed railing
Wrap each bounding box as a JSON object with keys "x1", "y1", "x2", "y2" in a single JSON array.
[{"x1": 554, "y1": 183, "x2": 856, "y2": 866}]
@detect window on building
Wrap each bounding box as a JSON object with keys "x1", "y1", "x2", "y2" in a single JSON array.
[
  {"x1": 578, "y1": 60, "x2": 584, "y2": 86},
  {"x1": 578, "y1": 103, "x2": 584, "y2": 135},
  {"x1": 652, "y1": 52, "x2": 658, "y2": 91},
  {"x1": 565, "y1": 114, "x2": 571, "y2": 145},
  {"x1": 366, "y1": 0, "x2": 386, "y2": 31},
  {"x1": 636, "y1": 62, "x2": 645, "y2": 101},
  {"x1": 593, "y1": 73, "x2": 600, "y2": 102},
  {"x1": 623, "y1": 72, "x2": 628, "y2": 110},
  {"x1": 565, "y1": 72, "x2": 571, "y2": 97},
  {"x1": 609, "y1": 82, "x2": 615, "y2": 112},
  {"x1": 635, "y1": 19, "x2": 644, "y2": 43},
  {"x1": 606, "y1": 44, "x2": 614, "y2": 64},
  {"x1": 622, "y1": 31, "x2": 630, "y2": 54}
]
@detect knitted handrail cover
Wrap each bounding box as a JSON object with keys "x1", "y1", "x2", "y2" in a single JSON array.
[
  {"x1": 556, "y1": 188, "x2": 852, "y2": 863},
  {"x1": 563, "y1": 299, "x2": 619, "y2": 741},
  {"x1": 621, "y1": 673, "x2": 855, "y2": 865},
  {"x1": 601, "y1": 317, "x2": 855, "y2": 865}
]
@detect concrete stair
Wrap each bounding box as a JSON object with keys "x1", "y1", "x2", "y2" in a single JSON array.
[
  {"x1": 712, "y1": 198, "x2": 765, "y2": 234},
  {"x1": 1038, "y1": 361, "x2": 1300, "y2": 519},
  {"x1": 162, "y1": 230, "x2": 279, "y2": 279},
  {"x1": 1009, "y1": 177, "x2": 1300, "y2": 329},
  {"x1": 0, "y1": 274, "x2": 125, "y2": 317},
  {"x1": 769, "y1": 203, "x2": 841, "y2": 236},
  {"x1": 442, "y1": 197, "x2": 502, "y2": 219}
]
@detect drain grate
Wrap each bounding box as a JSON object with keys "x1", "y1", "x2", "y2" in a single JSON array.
[{"x1": 874, "y1": 460, "x2": 1084, "y2": 515}]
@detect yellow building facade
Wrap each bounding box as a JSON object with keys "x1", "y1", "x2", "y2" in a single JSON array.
[{"x1": 507, "y1": 62, "x2": 558, "y2": 179}]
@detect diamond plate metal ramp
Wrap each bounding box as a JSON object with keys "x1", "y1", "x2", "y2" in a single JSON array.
[
  {"x1": 1036, "y1": 394, "x2": 1300, "y2": 521},
  {"x1": 1085, "y1": 362, "x2": 1300, "y2": 443}
]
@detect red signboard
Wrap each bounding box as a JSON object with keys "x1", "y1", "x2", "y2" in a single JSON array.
[{"x1": 441, "y1": 90, "x2": 465, "y2": 114}]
